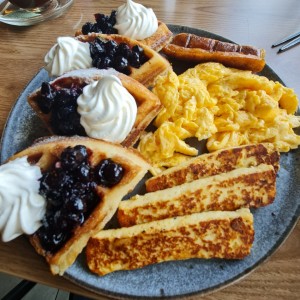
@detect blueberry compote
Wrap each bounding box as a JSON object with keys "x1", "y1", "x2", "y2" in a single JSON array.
[
  {"x1": 81, "y1": 11, "x2": 118, "y2": 35},
  {"x1": 36, "y1": 145, "x2": 124, "y2": 253},
  {"x1": 37, "y1": 82, "x2": 86, "y2": 136},
  {"x1": 90, "y1": 38, "x2": 149, "y2": 74}
]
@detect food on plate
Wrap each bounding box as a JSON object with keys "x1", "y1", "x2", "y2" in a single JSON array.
[
  {"x1": 76, "y1": 0, "x2": 172, "y2": 52},
  {"x1": 145, "y1": 143, "x2": 279, "y2": 192},
  {"x1": 87, "y1": 208, "x2": 254, "y2": 275},
  {"x1": 44, "y1": 34, "x2": 170, "y2": 87},
  {"x1": 0, "y1": 157, "x2": 46, "y2": 242},
  {"x1": 118, "y1": 164, "x2": 276, "y2": 227},
  {"x1": 1, "y1": 136, "x2": 149, "y2": 275},
  {"x1": 162, "y1": 33, "x2": 266, "y2": 72},
  {"x1": 28, "y1": 68, "x2": 162, "y2": 147},
  {"x1": 138, "y1": 62, "x2": 300, "y2": 173}
]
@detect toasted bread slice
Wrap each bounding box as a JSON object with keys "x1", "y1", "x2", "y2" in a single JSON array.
[
  {"x1": 162, "y1": 33, "x2": 266, "y2": 72},
  {"x1": 76, "y1": 33, "x2": 171, "y2": 87},
  {"x1": 75, "y1": 21, "x2": 173, "y2": 52},
  {"x1": 146, "y1": 144, "x2": 280, "y2": 192},
  {"x1": 118, "y1": 164, "x2": 276, "y2": 227},
  {"x1": 9, "y1": 136, "x2": 150, "y2": 275},
  {"x1": 27, "y1": 68, "x2": 162, "y2": 147},
  {"x1": 87, "y1": 208, "x2": 254, "y2": 275}
]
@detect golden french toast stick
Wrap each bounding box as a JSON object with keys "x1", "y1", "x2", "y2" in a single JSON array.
[
  {"x1": 87, "y1": 208, "x2": 254, "y2": 275},
  {"x1": 118, "y1": 164, "x2": 276, "y2": 227},
  {"x1": 162, "y1": 33, "x2": 266, "y2": 72},
  {"x1": 146, "y1": 143, "x2": 280, "y2": 192}
]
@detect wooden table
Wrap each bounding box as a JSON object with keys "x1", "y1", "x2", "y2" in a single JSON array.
[{"x1": 0, "y1": 0, "x2": 299, "y2": 299}]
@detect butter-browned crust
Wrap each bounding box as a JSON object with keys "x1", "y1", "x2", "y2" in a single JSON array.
[
  {"x1": 146, "y1": 143, "x2": 280, "y2": 192},
  {"x1": 118, "y1": 164, "x2": 276, "y2": 227},
  {"x1": 162, "y1": 33, "x2": 266, "y2": 73},
  {"x1": 9, "y1": 136, "x2": 150, "y2": 275},
  {"x1": 27, "y1": 68, "x2": 162, "y2": 148},
  {"x1": 76, "y1": 33, "x2": 171, "y2": 87},
  {"x1": 87, "y1": 208, "x2": 254, "y2": 275}
]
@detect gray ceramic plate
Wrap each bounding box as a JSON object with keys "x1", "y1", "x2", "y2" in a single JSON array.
[{"x1": 1, "y1": 25, "x2": 299, "y2": 299}]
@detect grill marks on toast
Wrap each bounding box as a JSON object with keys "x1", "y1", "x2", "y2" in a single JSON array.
[
  {"x1": 118, "y1": 164, "x2": 276, "y2": 227},
  {"x1": 87, "y1": 208, "x2": 254, "y2": 275}
]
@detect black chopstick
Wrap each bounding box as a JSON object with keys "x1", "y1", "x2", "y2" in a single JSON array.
[
  {"x1": 272, "y1": 31, "x2": 300, "y2": 48},
  {"x1": 277, "y1": 36, "x2": 300, "y2": 53}
]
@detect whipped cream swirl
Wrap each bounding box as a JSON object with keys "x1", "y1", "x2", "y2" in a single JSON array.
[
  {"x1": 114, "y1": 0, "x2": 158, "y2": 40},
  {"x1": 77, "y1": 75, "x2": 137, "y2": 143},
  {"x1": 44, "y1": 37, "x2": 92, "y2": 77},
  {"x1": 0, "y1": 157, "x2": 46, "y2": 242}
]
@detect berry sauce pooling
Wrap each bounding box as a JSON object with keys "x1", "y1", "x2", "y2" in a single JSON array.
[{"x1": 36, "y1": 145, "x2": 124, "y2": 253}]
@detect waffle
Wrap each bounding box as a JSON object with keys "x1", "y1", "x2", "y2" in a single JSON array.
[
  {"x1": 76, "y1": 33, "x2": 171, "y2": 87},
  {"x1": 27, "y1": 68, "x2": 162, "y2": 147},
  {"x1": 162, "y1": 33, "x2": 266, "y2": 72},
  {"x1": 87, "y1": 208, "x2": 254, "y2": 275},
  {"x1": 118, "y1": 164, "x2": 276, "y2": 227},
  {"x1": 146, "y1": 143, "x2": 280, "y2": 192},
  {"x1": 139, "y1": 21, "x2": 173, "y2": 52},
  {"x1": 9, "y1": 136, "x2": 150, "y2": 275},
  {"x1": 75, "y1": 21, "x2": 173, "y2": 52}
]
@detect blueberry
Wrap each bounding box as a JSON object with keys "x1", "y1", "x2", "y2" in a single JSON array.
[
  {"x1": 114, "y1": 56, "x2": 129, "y2": 71},
  {"x1": 74, "y1": 163, "x2": 90, "y2": 181},
  {"x1": 51, "y1": 105, "x2": 84, "y2": 136},
  {"x1": 95, "y1": 159, "x2": 124, "y2": 187},
  {"x1": 90, "y1": 42, "x2": 105, "y2": 58},
  {"x1": 60, "y1": 145, "x2": 88, "y2": 171},
  {"x1": 104, "y1": 40, "x2": 118, "y2": 55},
  {"x1": 117, "y1": 43, "x2": 131, "y2": 58},
  {"x1": 66, "y1": 212, "x2": 85, "y2": 227},
  {"x1": 129, "y1": 51, "x2": 141, "y2": 68},
  {"x1": 95, "y1": 13, "x2": 108, "y2": 25},
  {"x1": 82, "y1": 22, "x2": 94, "y2": 35},
  {"x1": 109, "y1": 10, "x2": 117, "y2": 26},
  {"x1": 132, "y1": 45, "x2": 144, "y2": 54},
  {"x1": 64, "y1": 196, "x2": 85, "y2": 213},
  {"x1": 38, "y1": 82, "x2": 56, "y2": 114},
  {"x1": 92, "y1": 56, "x2": 103, "y2": 69},
  {"x1": 98, "y1": 56, "x2": 113, "y2": 69}
]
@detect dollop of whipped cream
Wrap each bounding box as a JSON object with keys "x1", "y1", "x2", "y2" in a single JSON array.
[
  {"x1": 77, "y1": 75, "x2": 137, "y2": 143},
  {"x1": 44, "y1": 37, "x2": 92, "y2": 77},
  {"x1": 114, "y1": 0, "x2": 158, "y2": 40},
  {"x1": 0, "y1": 157, "x2": 46, "y2": 242}
]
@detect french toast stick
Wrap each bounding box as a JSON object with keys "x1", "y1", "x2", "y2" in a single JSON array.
[
  {"x1": 118, "y1": 164, "x2": 276, "y2": 227},
  {"x1": 87, "y1": 208, "x2": 254, "y2": 275},
  {"x1": 162, "y1": 33, "x2": 266, "y2": 72},
  {"x1": 146, "y1": 143, "x2": 280, "y2": 192}
]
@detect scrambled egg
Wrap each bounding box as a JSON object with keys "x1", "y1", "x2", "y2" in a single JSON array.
[{"x1": 138, "y1": 62, "x2": 300, "y2": 174}]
